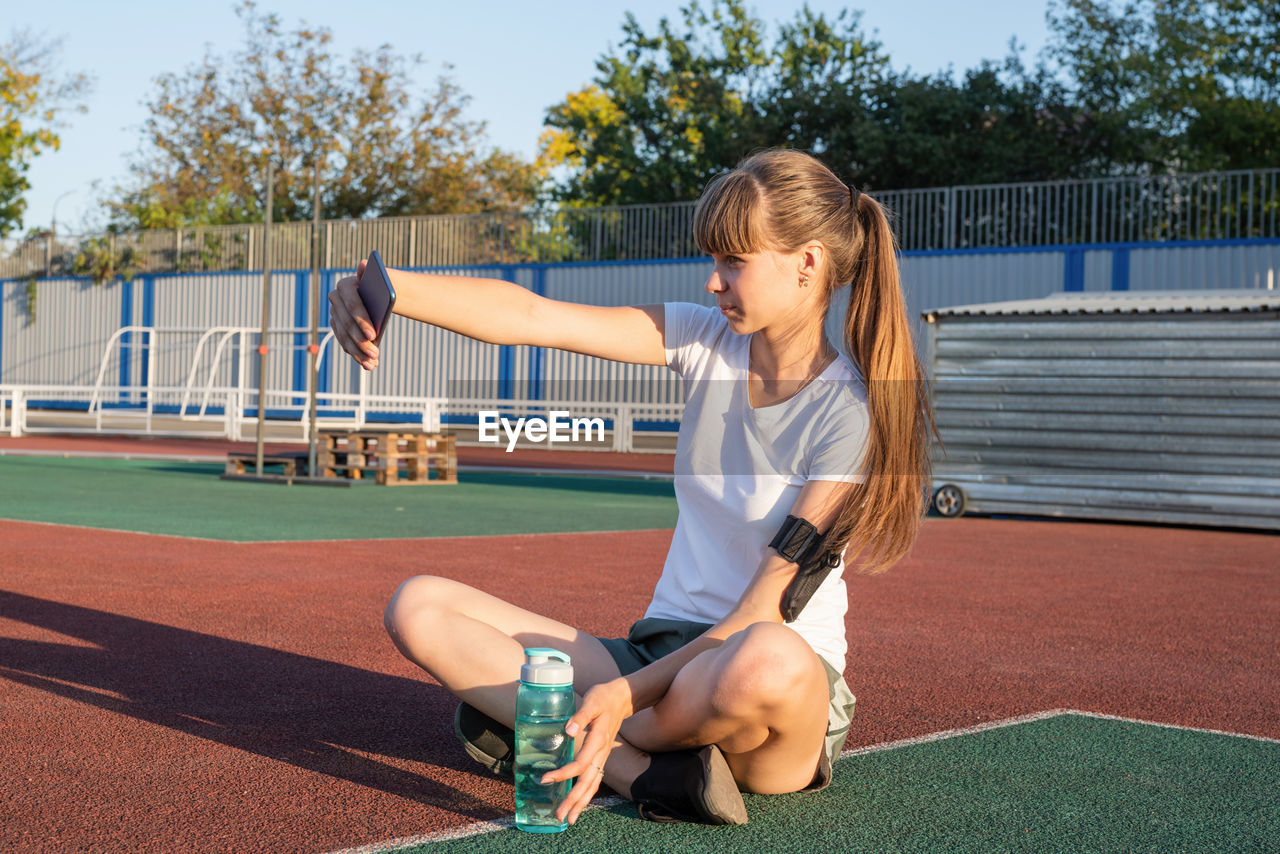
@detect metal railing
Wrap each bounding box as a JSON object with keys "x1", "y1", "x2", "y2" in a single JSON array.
[
  {"x1": 0, "y1": 203, "x2": 703, "y2": 280},
  {"x1": 4, "y1": 168, "x2": 1277, "y2": 279},
  {"x1": 1, "y1": 384, "x2": 683, "y2": 453},
  {"x1": 876, "y1": 169, "x2": 1280, "y2": 250},
  {"x1": 1, "y1": 322, "x2": 686, "y2": 451}
]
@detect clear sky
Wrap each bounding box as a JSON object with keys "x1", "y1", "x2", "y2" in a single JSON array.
[{"x1": 12, "y1": 0, "x2": 1053, "y2": 234}]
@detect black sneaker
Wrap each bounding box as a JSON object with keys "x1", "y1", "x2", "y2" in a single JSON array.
[
  {"x1": 631, "y1": 744, "x2": 747, "y2": 825},
  {"x1": 453, "y1": 702, "x2": 515, "y2": 778}
]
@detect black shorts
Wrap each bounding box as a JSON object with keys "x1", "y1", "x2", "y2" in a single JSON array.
[{"x1": 596, "y1": 617, "x2": 855, "y2": 792}]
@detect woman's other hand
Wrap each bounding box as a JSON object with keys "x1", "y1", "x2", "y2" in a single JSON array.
[{"x1": 542, "y1": 677, "x2": 634, "y2": 825}]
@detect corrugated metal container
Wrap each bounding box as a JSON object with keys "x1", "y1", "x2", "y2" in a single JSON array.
[{"x1": 923, "y1": 290, "x2": 1280, "y2": 530}]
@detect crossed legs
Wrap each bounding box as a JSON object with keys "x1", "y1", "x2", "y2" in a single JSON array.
[{"x1": 383, "y1": 575, "x2": 829, "y2": 798}]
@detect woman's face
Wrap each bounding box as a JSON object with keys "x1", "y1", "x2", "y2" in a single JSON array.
[{"x1": 704, "y1": 248, "x2": 819, "y2": 336}]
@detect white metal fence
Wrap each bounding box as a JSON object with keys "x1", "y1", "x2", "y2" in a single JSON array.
[
  {"x1": 876, "y1": 169, "x2": 1280, "y2": 250},
  {"x1": 0, "y1": 383, "x2": 684, "y2": 452},
  {"x1": 3, "y1": 240, "x2": 1277, "y2": 447},
  {"x1": 5, "y1": 168, "x2": 1278, "y2": 279},
  {"x1": 0, "y1": 317, "x2": 687, "y2": 451}
]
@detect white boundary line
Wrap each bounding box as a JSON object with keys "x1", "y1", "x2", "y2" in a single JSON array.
[
  {"x1": 838, "y1": 708, "x2": 1072, "y2": 758},
  {"x1": 1064, "y1": 708, "x2": 1280, "y2": 745},
  {"x1": 461, "y1": 465, "x2": 674, "y2": 481},
  {"x1": 228, "y1": 528, "x2": 677, "y2": 547},
  {"x1": 324, "y1": 708, "x2": 1280, "y2": 854},
  {"x1": 0, "y1": 516, "x2": 230, "y2": 544},
  {"x1": 838, "y1": 707, "x2": 1280, "y2": 761},
  {"x1": 0, "y1": 448, "x2": 226, "y2": 462},
  {"x1": 0, "y1": 515, "x2": 677, "y2": 546},
  {"x1": 324, "y1": 796, "x2": 626, "y2": 854}
]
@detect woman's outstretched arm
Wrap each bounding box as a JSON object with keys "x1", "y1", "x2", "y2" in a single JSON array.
[{"x1": 328, "y1": 260, "x2": 667, "y2": 369}]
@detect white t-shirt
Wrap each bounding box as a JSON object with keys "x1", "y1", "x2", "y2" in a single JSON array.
[{"x1": 644, "y1": 301, "x2": 870, "y2": 671}]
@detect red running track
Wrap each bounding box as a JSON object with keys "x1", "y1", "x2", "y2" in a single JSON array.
[{"x1": 0, "y1": 515, "x2": 1276, "y2": 852}]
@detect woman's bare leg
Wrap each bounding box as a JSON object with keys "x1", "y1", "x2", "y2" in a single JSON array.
[
  {"x1": 383, "y1": 574, "x2": 649, "y2": 795},
  {"x1": 386, "y1": 579, "x2": 828, "y2": 798},
  {"x1": 620, "y1": 621, "x2": 830, "y2": 795}
]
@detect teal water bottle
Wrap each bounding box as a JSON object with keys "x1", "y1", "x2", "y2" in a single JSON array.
[{"x1": 514, "y1": 648, "x2": 576, "y2": 833}]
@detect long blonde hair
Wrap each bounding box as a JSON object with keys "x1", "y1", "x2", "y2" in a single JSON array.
[{"x1": 693, "y1": 149, "x2": 933, "y2": 573}]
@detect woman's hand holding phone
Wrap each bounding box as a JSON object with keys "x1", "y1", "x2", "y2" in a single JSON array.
[
  {"x1": 329, "y1": 260, "x2": 379, "y2": 370},
  {"x1": 330, "y1": 251, "x2": 395, "y2": 371}
]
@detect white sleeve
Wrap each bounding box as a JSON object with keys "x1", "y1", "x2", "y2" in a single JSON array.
[
  {"x1": 663, "y1": 302, "x2": 722, "y2": 378},
  {"x1": 807, "y1": 401, "x2": 870, "y2": 483}
]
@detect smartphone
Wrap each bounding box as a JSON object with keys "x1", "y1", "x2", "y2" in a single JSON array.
[{"x1": 357, "y1": 249, "x2": 396, "y2": 347}]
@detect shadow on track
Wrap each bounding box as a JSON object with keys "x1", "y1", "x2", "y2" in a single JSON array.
[{"x1": 0, "y1": 588, "x2": 503, "y2": 821}]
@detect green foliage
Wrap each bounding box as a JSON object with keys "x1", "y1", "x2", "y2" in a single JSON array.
[
  {"x1": 1047, "y1": 0, "x2": 1280, "y2": 173},
  {"x1": 0, "y1": 32, "x2": 91, "y2": 238},
  {"x1": 544, "y1": 0, "x2": 1279, "y2": 205},
  {"x1": 106, "y1": 1, "x2": 543, "y2": 230},
  {"x1": 23, "y1": 276, "x2": 36, "y2": 324},
  {"x1": 72, "y1": 236, "x2": 142, "y2": 286},
  {"x1": 542, "y1": 0, "x2": 1098, "y2": 202},
  {"x1": 541, "y1": 0, "x2": 785, "y2": 204},
  {"x1": 118, "y1": 186, "x2": 260, "y2": 231},
  {"x1": 176, "y1": 230, "x2": 244, "y2": 273},
  {"x1": 846, "y1": 55, "x2": 1098, "y2": 189}
]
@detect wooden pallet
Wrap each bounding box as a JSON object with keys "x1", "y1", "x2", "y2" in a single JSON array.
[
  {"x1": 319, "y1": 431, "x2": 457, "y2": 485},
  {"x1": 225, "y1": 451, "x2": 310, "y2": 477}
]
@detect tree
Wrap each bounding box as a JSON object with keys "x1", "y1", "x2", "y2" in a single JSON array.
[
  {"x1": 541, "y1": 0, "x2": 778, "y2": 206},
  {"x1": 106, "y1": 2, "x2": 540, "y2": 229},
  {"x1": 763, "y1": 15, "x2": 1100, "y2": 189},
  {"x1": 540, "y1": 1, "x2": 1099, "y2": 204},
  {"x1": 545, "y1": 0, "x2": 1280, "y2": 206},
  {"x1": 542, "y1": 1, "x2": 897, "y2": 204},
  {"x1": 1046, "y1": 0, "x2": 1280, "y2": 173},
  {"x1": 0, "y1": 31, "x2": 91, "y2": 239},
  {"x1": 756, "y1": 6, "x2": 889, "y2": 170},
  {"x1": 837, "y1": 51, "x2": 1100, "y2": 190}
]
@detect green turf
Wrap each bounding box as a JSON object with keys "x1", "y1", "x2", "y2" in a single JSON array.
[
  {"x1": 406, "y1": 714, "x2": 1280, "y2": 853},
  {"x1": 3, "y1": 456, "x2": 676, "y2": 541}
]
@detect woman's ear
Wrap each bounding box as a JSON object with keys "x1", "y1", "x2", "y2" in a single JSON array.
[{"x1": 798, "y1": 242, "x2": 824, "y2": 285}]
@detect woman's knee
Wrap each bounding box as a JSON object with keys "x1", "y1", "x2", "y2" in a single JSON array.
[
  {"x1": 383, "y1": 574, "x2": 456, "y2": 644},
  {"x1": 711, "y1": 622, "x2": 824, "y2": 718}
]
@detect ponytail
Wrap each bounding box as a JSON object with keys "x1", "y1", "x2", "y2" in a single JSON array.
[{"x1": 826, "y1": 195, "x2": 934, "y2": 573}]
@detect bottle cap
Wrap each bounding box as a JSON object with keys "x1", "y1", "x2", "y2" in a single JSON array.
[{"x1": 521, "y1": 647, "x2": 573, "y2": 686}]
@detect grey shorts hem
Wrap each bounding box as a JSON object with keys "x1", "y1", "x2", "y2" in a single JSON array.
[
  {"x1": 596, "y1": 617, "x2": 856, "y2": 794},
  {"x1": 805, "y1": 655, "x2": 856, "y2": 792},
  {"x1": 598, "y1": 617, "x2": 715, "y2": 676}
]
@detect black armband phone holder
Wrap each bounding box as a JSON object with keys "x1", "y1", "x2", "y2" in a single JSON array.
[{"x1": 769, "y1": 515, "x2": 842, "y2": 623}]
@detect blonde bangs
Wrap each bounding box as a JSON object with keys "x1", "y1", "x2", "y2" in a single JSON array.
[{"x1": 693, "y1": 170, "x2": 768, "y2": 256}]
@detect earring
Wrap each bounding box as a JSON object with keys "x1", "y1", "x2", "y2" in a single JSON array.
[{"x1": 800, "y1": 274, "x2": 809, "y2": 287}]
